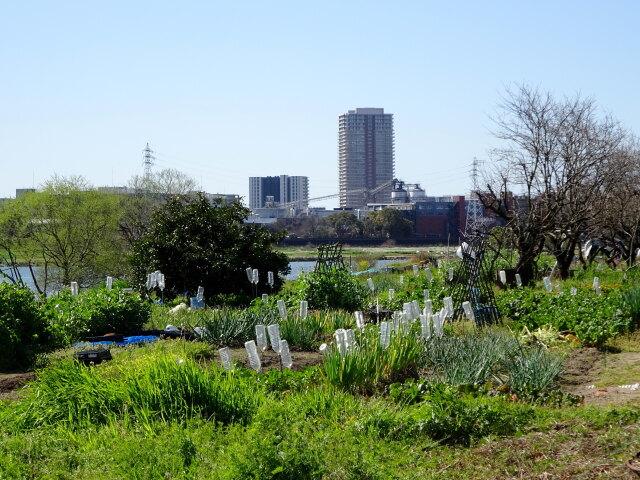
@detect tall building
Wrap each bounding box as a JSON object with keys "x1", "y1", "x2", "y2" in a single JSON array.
[
  {"x1": 249, "y1": 175, "x2": 309, "y2": 210},
  {"x1": 339, "y1": 108, "x2": 395, "y2": 209}
]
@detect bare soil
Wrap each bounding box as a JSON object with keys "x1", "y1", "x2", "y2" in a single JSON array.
[
  {"x1": 0, "y1": 371, "x2": 34, "y2": 401},
  {"x1": 560, "y1": 347, "x2": 640, "y2": 406},
  {"x1": 228, "y1": 348, "x2": 323, "y2": 371}
]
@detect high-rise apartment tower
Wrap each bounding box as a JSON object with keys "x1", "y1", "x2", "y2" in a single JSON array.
[
  {"x1": 249, "y1": 175, "x2": 309, "y2": 210},
  {"x1": 339, "y1": 108, "x2": 395, "y2": 209}
]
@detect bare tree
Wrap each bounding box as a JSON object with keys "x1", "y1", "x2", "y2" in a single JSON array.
[
  {"x1": 544, "y1": 98, "x2": 626, "y2": 278},
  {"x1": 596, "y1": 141, "x2": 640, "y2": 265},
  {"x1": 481, "y1": 85, "x2": 627, "y2": 283},
  {"x1": 129, "y1": 168, "x2": 199, "y2": 197},
  {"x1": 121, "y1": 169, "x2": 199, "y2": 245}
]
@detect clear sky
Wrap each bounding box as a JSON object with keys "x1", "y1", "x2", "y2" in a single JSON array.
[{"x1": 2, "y1": 1, "x2": 639, "y2": 208}]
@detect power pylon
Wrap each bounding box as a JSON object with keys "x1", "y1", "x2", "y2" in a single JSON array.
[
  {"x1": 142, "y1": 143, "x2": 155, "y2": 179},
  {"x1": 464, "y1": 157, "x2": 486, "y2": 237}
]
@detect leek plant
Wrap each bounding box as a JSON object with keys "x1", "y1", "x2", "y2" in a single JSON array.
[
  {"x1": 323, "y1": 323, "x2": 424, "y2": 393},
  {"x1": 280, "y1": 314, "x2": 324, "y2": 351},
  {"x1": 505, "y1": 346, "x2": 564, "y2": 392},
  {"x1": 622, "y1": 285, "x2": 640, "y2": 328},
  {"x1": 187, "y1": 307, "x2": 275, "y2": 347},
  {"x1": 423, "y1": 332, "x2": 520, "y2": 386}
]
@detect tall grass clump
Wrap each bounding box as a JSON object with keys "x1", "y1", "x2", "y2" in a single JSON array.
[
  {"x1": 312, "y1": 310, "x2": 355, "y2": 332},
  {"x1": 323, "y1": 324, "x2": 424, "y2": 393},
  {"x1": 11, "y1": 358, "x2": 125, "y2": 429},
  {"x1": 280, "y1": 314, "x2": 324, "y2": 350},
  {"x1": 279, "y1": 310, "x2": 356, "y2": 349},
  {"x1": 125, "y1": 356, "x2": 261, "y2": 425},
  {"x1": 10, "y1": 354, "x2": 262, "y2": 431}
]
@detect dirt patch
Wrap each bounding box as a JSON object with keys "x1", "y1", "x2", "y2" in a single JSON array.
[
  {"x1": 560, "y1": 347, "x2": 604, "y2": 386},
  {"x1": 560, "y1": 348, "x2": 640, "y2": 406},
  {"x1": 0, "y1": 372, "x2": 35, "y2": 393},
  {"x1": 0, "y1": 372, "x2": 35, "y2": 401},
  {"x1": 227, "y1": 348, "x2": 323, "y2": 371}
]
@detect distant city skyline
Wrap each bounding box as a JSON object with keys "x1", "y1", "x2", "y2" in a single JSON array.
[{"x1": 2, "y1": 2, "x2": 640, "y2": 208}]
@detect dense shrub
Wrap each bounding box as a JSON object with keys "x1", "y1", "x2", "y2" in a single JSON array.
[
  {"x1": 295, "y1": 266, "x2": 366, "y2": 311},
  {"x1": 0, "y1": 283, "x2": 50, "y2": 369},
  {"x1": 496, "y1": 287, "x2": 631, "y2": 345},
  {"x1": 370, "y1": 382, "x2": 534, "y2": 446},
  {"x1": 45, "y1": 287, "x2": 151, "y2": 342}
]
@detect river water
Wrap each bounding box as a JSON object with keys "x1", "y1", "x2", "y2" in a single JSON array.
[
  {"x1": 285, "y1": 259, "x2": 400, "y2": 280},
  {"x1": 0, "y1": 266, "x2": 52, "y2": 294},
  {"x1": 2, "y1": 260, "x2": 404, "y2": 293}
]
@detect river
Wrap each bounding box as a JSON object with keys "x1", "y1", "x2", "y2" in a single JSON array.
[
  {"x1": 285, "y1": 259, "x2": 401, "y2": 280},
  {"x1": 1, "y1": 259, "x2": 405, "y2": 293}
]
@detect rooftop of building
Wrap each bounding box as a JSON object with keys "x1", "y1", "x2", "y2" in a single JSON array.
[{"x1": 345, "y1": 108, "x2": 386, "y2": 115}]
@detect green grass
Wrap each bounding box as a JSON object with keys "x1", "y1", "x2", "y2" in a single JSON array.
[
  {"x1": 1, "y1": 393, "x2": 638, "y2": 479},
  {"x1": 4, "y1": 265, "x2": 640, "y2": 479},
  {"x1": 606, "y1": 330, "x2": 640, "y2": 352},
  {"x1": 2, "y1": 337, "x2": 640, "y2": 479}
]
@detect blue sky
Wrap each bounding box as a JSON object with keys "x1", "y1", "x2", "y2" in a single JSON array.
[{"x1": 2, "y1": 1, "x2": 639, "y2": 208}]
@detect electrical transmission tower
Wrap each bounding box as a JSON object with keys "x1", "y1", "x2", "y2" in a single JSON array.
[
  {"x1": 142, "y1": 143, "x2": 155, "y2": 179},
  {"x1": 464, "y1": 157, "x2": 486, "y2": 237}
]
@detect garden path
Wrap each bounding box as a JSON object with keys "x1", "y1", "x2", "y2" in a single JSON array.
[{"x1": 561, "y1": 348, "x2": 640, "y2": 406}]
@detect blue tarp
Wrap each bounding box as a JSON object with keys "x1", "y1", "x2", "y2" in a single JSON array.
[
  {"x1": 351, "y1": 269, "x2": 379, "y2": 276},
  {"x1": 74, "y1": 335, "x2": 160, "y2": 348}
]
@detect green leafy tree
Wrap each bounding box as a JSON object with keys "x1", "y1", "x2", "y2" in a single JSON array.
[
  {"x1": 0, "y1": 176, "x2": 127, "y2": 291},
  {"x1": 363, "y1": 208, "x2": 413, "y2": 238},
  {"x1": 322, "y1": 212, "x2": 362, "y2": 238},
  {"x1": 131, "y1": 193, "x2": 290, "y2": 300}
]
